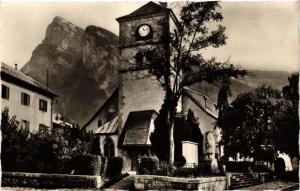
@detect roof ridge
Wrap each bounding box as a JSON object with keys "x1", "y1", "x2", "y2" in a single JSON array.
[
  {"x1": 1, "y1": 63, "x2": 56, "y2": 97},
  {"x1": 116, "y1": 1, "x2": 170, "y2": 22},
  {"x1": 183, "y1": 88, "x2": 218, "y2": 119}
]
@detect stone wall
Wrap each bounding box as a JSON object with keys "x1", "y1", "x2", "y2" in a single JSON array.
[
  {"x1": 134, "y1": 175, "x2": 226, "y2": 190},
  {"x1": 2, "y1": 172, "x2": 102, "y2": 189}
]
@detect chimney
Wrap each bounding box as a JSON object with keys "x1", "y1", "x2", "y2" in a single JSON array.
[{"x1": 15, "y1": 63, "x2": 18, "y2": 70}]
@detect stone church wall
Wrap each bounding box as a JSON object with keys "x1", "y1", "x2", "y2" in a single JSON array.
[{"x1": 182, "y1": 94, "x2": 217, "y2": 156}]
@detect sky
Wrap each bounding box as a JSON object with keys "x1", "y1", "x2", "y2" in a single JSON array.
[{"x1": 0, "y1": 1, "x2": 299, "y2": 72}]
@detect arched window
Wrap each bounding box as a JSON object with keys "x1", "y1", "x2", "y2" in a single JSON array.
[
  {"x1": 103, "y1": 137, "x2": 115, "y2": 158},
  {"x1": 98, "y1": 119, "x2": 102, "y2": 127}
]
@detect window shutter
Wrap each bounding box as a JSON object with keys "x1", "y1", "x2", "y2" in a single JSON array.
[
  {"x1": 27, "y1": 95, "x2": 30, "y2": 106},
  {"x1": 7, "y1": 87, "x2": 9, "y2": 99},
  {"x1": 21, "y1": 93, "x2": 24, "y2": 105}
]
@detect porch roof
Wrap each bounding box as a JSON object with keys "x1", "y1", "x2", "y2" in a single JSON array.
[{"x1": 120, "y1": 110, "x2": 157, "y2": 147}]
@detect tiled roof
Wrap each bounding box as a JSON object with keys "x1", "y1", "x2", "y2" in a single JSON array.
[
  {"x1": 116, "y1": 1, "x2": 170, "y2": 22},
  {"x1": 1, "y1": 63, "x2": 56, "y2": 97},
  {"x1": 94, "y1": 116, "x2": 119, "y2": 134},
  {"x1": 122, "y1": 110, "x2": 157, "y2": 146}
]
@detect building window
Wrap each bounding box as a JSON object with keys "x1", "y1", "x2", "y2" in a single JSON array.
[
  {"x1": 2, "y1": 85, "x2": 9, "y2": 100},
  {"x1": 98, "y1": 120, "x2": 102, "y2": 128},
  {"x1": 103, "y1": 137, "x2": 115, "y2": 158},
  {"x1": 21, "y1": 120, "x2": 30, "y2": 132},
  {"x1": 39, "y1": 99, "x2": 47, "y2": 112},
  {"x1": 21, "y1": 93, "x2": 30, "y2": 106},
  {"x1": 135, "y1": 52, "x2": 144, "y2": 63}
]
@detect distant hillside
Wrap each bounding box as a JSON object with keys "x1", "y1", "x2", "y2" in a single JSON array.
[
  {"x1": 190, "y1": 70, "x2": 291, "y2": 103},
  {"x1": 21, "y1": 16, "x2": 120, "y2": 126}
]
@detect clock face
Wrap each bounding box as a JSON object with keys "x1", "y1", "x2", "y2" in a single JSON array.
[{"x1": 138, "y1": 24, "x2": 151, "y2": 38}]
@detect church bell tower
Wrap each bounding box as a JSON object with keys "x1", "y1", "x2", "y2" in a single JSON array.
[{"x1": 116, "y1": 2, "x2": 181, "y2": 129}]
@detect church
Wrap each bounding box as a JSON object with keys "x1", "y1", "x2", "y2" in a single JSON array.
[{"x1": 83, "y1": 2, "x2": 221, "y2": 172}]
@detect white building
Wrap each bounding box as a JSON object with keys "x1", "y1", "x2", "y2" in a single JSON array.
[{"x1": 1, "y1": 63, "x2": 57, "y2": 132}]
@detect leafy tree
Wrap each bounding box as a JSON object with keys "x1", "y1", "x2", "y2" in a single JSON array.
[
  {"x1": 273, "y1": 73, "x2": 299, "y2": 158},
  {"x1": 1, "y1": 108, "x2": 95, "y2": 173},
  {"x1": 282, "y1": 73, "x2": 299, "y2": 107},
  {"x1": 143, "y1": 2, "x2": 246, "y2": 164},
  {"x1": 218, "y1": 86, "x2": 285, "y2": 161}
]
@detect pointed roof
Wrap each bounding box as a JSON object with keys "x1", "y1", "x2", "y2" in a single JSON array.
[
  {"x1": 82, "y1": 88, "x2": 119, "y2": 129},
  {"x1": 116, "y1": 1, "x2": 171, "y2": 22}
]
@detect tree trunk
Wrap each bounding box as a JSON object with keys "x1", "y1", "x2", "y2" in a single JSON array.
[
  {"x1": 169, "y1": 113, "x2": 175, "y2": 165},
  {"x1": 168, "y1": 107, "x2": 176, "y2": 165}
]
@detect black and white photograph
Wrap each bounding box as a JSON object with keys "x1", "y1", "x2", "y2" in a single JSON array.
[{"x1": 0, "y1": 1, "x2": 299, "y2": 190}]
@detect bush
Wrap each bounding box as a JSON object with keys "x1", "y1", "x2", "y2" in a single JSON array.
[
  {"x1": 1, "y1": 108, "x2": 99, "y2": 175},
  {"x1": 72, "y1": 154, "x2": 102, "y2": 175},
  {"x1": 173, "y1": 167, "x2": 195, "y2": 177},
  {"x1": 103, "y1": 157, "x2": 123, "y2": 179},
  {"x1": 224, "y1": 161, "x2": 253, "y2": 172},
  {"x1": 138, "y1": 156, "x2": 159, "y2": 175},
  {"x1": 281, "y1": 171, "x2": 299, "y2": 182},
  {"x1": 174, "y1": 156, "x2": 186, "y2": 168}
]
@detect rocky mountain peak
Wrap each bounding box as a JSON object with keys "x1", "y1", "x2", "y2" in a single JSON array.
[
  {"x1": 43, "y1": 16, "x2": 84, "y2": 53},
  {"x1": 22, "y1": 16, "x2": 120, "y2": 125}
]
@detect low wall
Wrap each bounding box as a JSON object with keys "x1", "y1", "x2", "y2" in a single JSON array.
[
  {"x1": 134, "y1": 175, "x2": 226, "y2": 190},
  {"x1": 2, "y1": 172, "x2": 102, "y2": 189}
]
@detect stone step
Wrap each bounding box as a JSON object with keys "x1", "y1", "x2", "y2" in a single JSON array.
[
  {"x1": 232, "y1": 175, "x2": 251, "y2": 179},
  {"x1": 230, "y1": 182, "x2": 259, "y2": 189},
  {"x1": 231, "y1": 180, "x2": 257, "y2": 186},
  {"x1": 231, "y1": 178, "x2": 255, "y2": 184},
  {"x1": 231, "y1": 175, "x2": 249, "y2": 179}
]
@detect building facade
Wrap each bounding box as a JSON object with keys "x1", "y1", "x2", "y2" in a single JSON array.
[
  {"x1": 84, "y1": 2, "x2": 221, "y2": 172},
  {"x1": 1, "y1": 63, "x2": 56, "y2": 132}
]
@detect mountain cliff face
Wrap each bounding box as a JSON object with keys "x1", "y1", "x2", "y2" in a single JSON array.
[{"x1": 21, "y1": 16, "x2": 120, "y2": 125}]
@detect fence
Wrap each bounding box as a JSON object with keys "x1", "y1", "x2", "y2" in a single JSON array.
[{"x1": 137, "y1": 161, "x2": 224, "y2": 177}]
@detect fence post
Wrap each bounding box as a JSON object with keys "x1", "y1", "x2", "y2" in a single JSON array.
[{"x1": 226, "y1": 173, "x2": 231, "y2": 189}]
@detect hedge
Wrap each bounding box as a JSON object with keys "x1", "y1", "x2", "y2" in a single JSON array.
[{"x1": 102, "y1": 157, "x2": 123, "y2": 179}]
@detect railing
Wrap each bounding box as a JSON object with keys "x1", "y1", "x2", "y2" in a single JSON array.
[{"x1": 137, "y1": 161, "x2": 225, "y2": 177}]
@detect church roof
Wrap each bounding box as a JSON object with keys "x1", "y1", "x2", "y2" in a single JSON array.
[
  {"x1": 1, "y1": 63, "x2": 57, "y2": 98},
  {"x1": 183, "y1": 87, "x2": 218, "y2": 119},
  {"x1": 94, "y1": 116, "x2": 119, "y2": 135},
  {"x1": 120, "y1": 110, "x2": 157, "y2": 147},
  {"x1": 82, "y1": 88, "x2": 119, "y2": 129},
  {"x1": 116, "y1": 1, "x2": 171, "y2": 22}
]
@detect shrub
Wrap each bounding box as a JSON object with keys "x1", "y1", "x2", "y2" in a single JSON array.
[
  {"x1": 138, "y1": 156, "x2": 159, "y2": 175},
  {"x1": 102, "y1": 157, "x2": 123, "y2": 179},
  {"x1": 173, "y1": 167, "x2": 195, "y2": 177},
  {"x1": 198, "y1": 161, "x2": 212, "y2": 175},
  {"x1": 174, "y1": 156, "x2": 186, "y2": 168},
  {"x1": 1, "y1": 108, "x2": 99, "y2": 175},
  {"x1": 72, "y1": 154, "x2": 102, "y2": 175},
  {"x1": 224, "y1": 161, "x2": 253, "y2": 172},
  {"x1": 154, "y1": 161, "x2": 175, "y2": 176}
]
